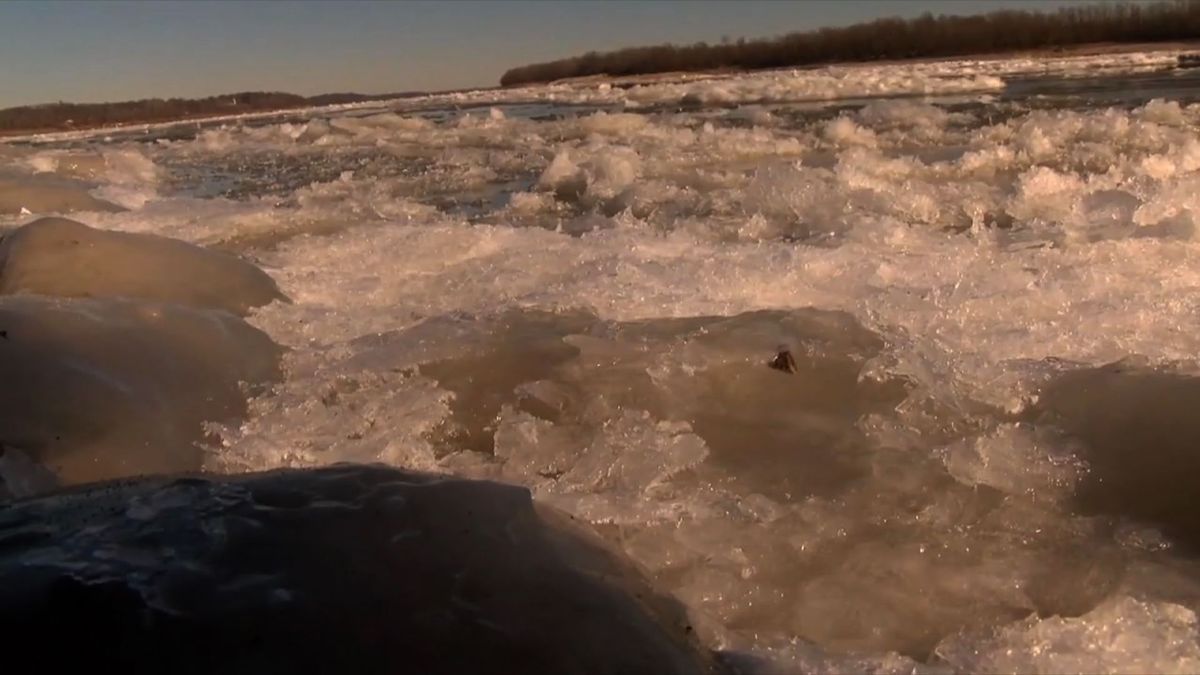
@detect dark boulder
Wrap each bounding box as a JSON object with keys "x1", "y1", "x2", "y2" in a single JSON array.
[{"x1": 0, "y1": 464, "x2": 724, "y2": 675}]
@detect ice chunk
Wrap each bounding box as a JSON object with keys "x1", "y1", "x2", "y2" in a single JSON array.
[
  {"x1": 23, "y1": 149, "x2": 159, "y2": 185},
  {"x1": 538, "y1": 149, "x2": 583, "y2": 194},
  {"x1": 939, "y1": 423, "x2": 1086, "y2": 500},
  {"x1": 536, "y1": 146, "x2": 641, "y2": 206},
  {"x1": 1139, "y1": 99, "x2": 1188, "y2": 126},
  {"x1": 0, "y1": 446, "x2": 58, "y2": 499},
  {"x1": 0, "y1": 217, "x2": 286, "y2": 315},
  {"x1": 586, "y1": 147, "x2": 641, "y2": 200},
  {"x1": 824, "y1": 116, "x2": 878, "y2": 148},
  {"x1": 1031, "y1": 363, "x2": 1200, "y2": 549},
  {"x1": 857, "y1": 100, "x2": 951, "y2": 130},
  {"x1": 0, "y1": 295, "x2": 281, "y2": 487},
  {"x1": 580, "y1": 111, "x2": 650, "y2": 136},
  {"x1": 935, "y1": 596, "x2": 1200, "y2": 674},
  {"x1": 0, "y1": 177, "x2": 123, "y2": 215}
]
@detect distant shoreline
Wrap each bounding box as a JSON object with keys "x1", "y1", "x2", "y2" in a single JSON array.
[
  {"x1": 500, "y1": 1, "x2": 1200, "y2": 86},
  {"x1": 0, "y1": 108, "x2": 289, "y2": 140},
  {"x1": 0, "y1": 90, "x2": 451, "y2": 141},
  {"x1": 543, "y1": 41, "x2": 1198, "y2": 88},
  {"x1": 1, "y1": 40, "x2": 1195, "y2": 142},
  {"x1": 0, "y1": 104, "x2": 352, "y2": 141}
]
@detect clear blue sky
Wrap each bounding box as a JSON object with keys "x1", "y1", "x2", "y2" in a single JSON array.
[{"x1": 0, "y1": 0, "x2": 1114, "y2": 108}]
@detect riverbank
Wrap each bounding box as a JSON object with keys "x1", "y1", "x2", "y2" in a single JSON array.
[
  {"x1": 0, "y1": 90, "x2": 427, "y2": 140},
  {"x1": 501, "y1": 0, "x2": 1200, "y2": 86},
  {"x1": 545, "y1": 41, "x2": 1199, "y2": 88}
]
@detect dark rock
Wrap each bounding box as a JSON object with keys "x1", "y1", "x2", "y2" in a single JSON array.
[
  {"x1": 767, "y1": 348, "x2": 797, "y2": 374},
  {"x1": 0, "y1": 464, "x2": 725, "y2": 675}
]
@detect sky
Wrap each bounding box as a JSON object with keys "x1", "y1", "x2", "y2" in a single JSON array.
[{"x1": 0, "y1": 0, "x2": 1117, "y2": 108}]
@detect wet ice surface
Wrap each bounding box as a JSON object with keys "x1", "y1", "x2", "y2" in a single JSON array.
[{"x1": 6, "y1": 52, "x2": 1200, "y2": 671}]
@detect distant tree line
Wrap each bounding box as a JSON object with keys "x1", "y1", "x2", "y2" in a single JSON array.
[
  {"x1": 499, "y1": 0, "x2": 1200, "y2": 86},
  {"x1": 0, "y1": 92, "x2": 305, "y2": 133},
  {"x1": 0, "y1": 90, "x2": 427, "y2": 134}
]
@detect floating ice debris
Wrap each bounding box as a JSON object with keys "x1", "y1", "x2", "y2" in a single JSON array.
[{"x1": 2, "y1": 50, "x2": 1199, "y2": 673}]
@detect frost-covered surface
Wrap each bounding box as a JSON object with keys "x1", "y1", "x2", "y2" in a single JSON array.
[{"x1": 4, "y1": 53, "x2": 1200, "y2": 672}]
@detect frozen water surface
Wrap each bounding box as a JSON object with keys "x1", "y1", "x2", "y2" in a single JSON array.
[{"x1": 5, "y1": 51, "x2": 1200, "y2": 671}]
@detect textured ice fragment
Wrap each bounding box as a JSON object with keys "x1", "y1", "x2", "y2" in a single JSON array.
[
  {"x1": 824, "y1": 117, "x2": 878, "y2": 147},
  {"x1": 1139, "y1": 98, "x2": 1188, "y2": 126},
  {"x1": 940, "y1": 423, "x2": 1087, "y2": 500},
  {"x1": 935, "y1": 596, "x2": 1200, "y2": 675}
]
